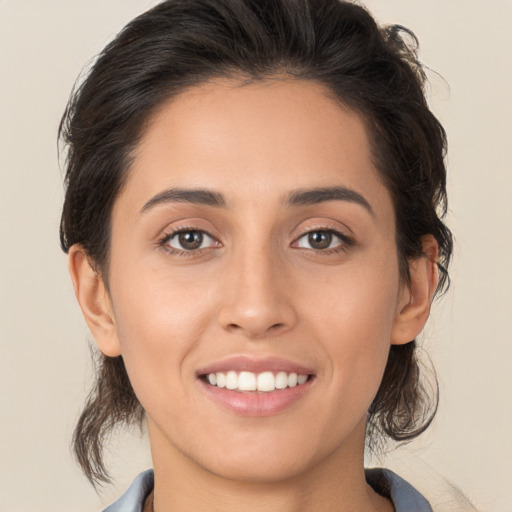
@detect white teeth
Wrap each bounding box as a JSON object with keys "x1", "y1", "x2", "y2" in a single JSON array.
[
  {"x1": 288, "y1": 372, "x2": 298, "y2": 388},
  {"x1": 205, "y1": 370, "x2": 309, "y2": 392},
  {"x1": 238, "y1": 371, "x2": 257, "y2": 391},
  {"x1": 257, "y1": 371, "x2": 275, "y2": 392},
  {"x1": 275, "y1": 371, "x2": 288, "y2": 389},
  {"x1": 226, "y1": 371, "x2": 238, "y2": 390},
  {"x1": 216, "y1": 372, "x2": 226, "y2": 388}
]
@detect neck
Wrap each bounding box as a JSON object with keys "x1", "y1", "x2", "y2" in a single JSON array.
[{"x1": 147, "y1": 418, "x2": 392, "y2": 512}]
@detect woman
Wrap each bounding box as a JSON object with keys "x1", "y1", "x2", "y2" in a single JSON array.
[{"x1": 60, "y1": 0, "x2": 453, "y2": 510}]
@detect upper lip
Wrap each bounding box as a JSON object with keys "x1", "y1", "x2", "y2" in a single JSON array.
[{"x1": 196, "y1": 355, "x2": 315, "y2": 376}]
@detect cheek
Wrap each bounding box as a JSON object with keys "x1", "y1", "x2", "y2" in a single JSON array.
[
  {"x1": 301, "y1": 256, "x2": 400, "y2": 392},
  {"x1": 112, "y1": 255, "x2": 219, "y2": 340},
  {"x1": 108, "y1": 264, "x2": 218, "y2": 407},
  {"x1": 302, "y1": 251, "x2": 400, "y2": 332}
]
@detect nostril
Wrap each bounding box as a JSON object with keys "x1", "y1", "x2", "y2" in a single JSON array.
[
  {"x1": 218, "y1": 300, "x2": 298, "y2": 338},
  {"x1": 225, "y1": 321, "x2": 287, "y2": 337}
]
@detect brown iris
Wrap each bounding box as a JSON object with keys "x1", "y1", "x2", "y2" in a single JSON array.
[
  {"x1": 178, "y1": 231, "x2": 204, "y2": 250},
  {"x1": 308, "y1": 231, "x2": 333, "y2": 250}
]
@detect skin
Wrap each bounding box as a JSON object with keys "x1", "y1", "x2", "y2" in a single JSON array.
[{"x1": 70, "y1": 78, "x2": 438, "y2": 512}]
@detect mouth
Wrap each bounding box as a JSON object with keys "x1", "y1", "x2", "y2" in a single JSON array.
[
  {"x1": 200, "y1": 370, "x2": 311, "y2": 393},
  {"x1": 196, "y1": 356, "x2": 316, "y2": 416}
]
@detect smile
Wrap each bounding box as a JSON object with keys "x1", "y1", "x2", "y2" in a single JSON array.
[
  {"x1": 206, "y1": 371, "x2": 309, "y2": 392},
  {"x1": 197, "y1": 356, "x2": 315, "y2": 416}
]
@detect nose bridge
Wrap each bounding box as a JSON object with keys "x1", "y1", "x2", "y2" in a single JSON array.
[{"x1": 218, "y1": 238, "x2": 296, "y2": 338}]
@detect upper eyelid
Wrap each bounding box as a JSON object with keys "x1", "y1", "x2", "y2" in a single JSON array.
[
  {"x1": 160, "y1": 229, "x2": 220, "y2": 249},
  {"x1": 165, "y1": 228, "x2": 215, "y2": 239},
  {"x1": 159, "y1": 223, "x2": 220, "y2": 241},
  {"x1": 297, "y1": 228, "x2": 348, "y2": 238},
  {"x1": 293, "y1": 228, "x2": 352, "y2": 246},
  {"x1": 290, "y1": 214, "x2": 354, "y2": 234},
  {"x1": 292, "y1": 223, "x2": 352, "y2": 241}
]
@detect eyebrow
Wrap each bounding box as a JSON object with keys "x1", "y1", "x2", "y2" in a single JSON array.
[
  {"x1": 140, "y1": 185, "x2": 373, "y2": 216},
  {"x1": 285, "y1": 186, "x2": 374, "y2": 215},
  {"x1": 140, "y1": 188, "x2": 226, "y2": 213}
]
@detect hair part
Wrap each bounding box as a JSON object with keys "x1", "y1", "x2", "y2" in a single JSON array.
[{"x1": 60, "y1": 0, "x2": 453, "y2": 485}]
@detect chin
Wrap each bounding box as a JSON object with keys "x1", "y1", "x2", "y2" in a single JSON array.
[
  {"x1": 179, "y1": 421, "x2": 358, "y2": 485},
  {"x1": 200, "y1": 450, "x2": 318, "y2": 484}
]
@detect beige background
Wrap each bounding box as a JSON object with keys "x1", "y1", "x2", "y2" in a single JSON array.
[{"x1": 1, "y1": 0, "x2": 511, "y2": 510}]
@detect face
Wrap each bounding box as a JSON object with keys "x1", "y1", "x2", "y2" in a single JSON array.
[{"x1": 97, "y1": 79, "x2": 413, "y2": 482}]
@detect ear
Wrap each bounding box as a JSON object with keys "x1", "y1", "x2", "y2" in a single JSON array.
[
  {"x1": 391, "y1": 235, "x2": 440, "y2": 345},
  {"x1": 68, "y1": 244, "x2": 122, "y2": 357}
]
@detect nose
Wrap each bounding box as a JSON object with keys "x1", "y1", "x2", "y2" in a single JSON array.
[{"x1": 217, "y1": 247, "x2": 298, "y2": 339}]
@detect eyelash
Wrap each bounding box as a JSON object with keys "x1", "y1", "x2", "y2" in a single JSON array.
[
  {"x1": 158, "y1": 227, "x2": 219, "y2": 257},
  {"x1": 157, "y1": 226, "x2": 354, "y2": 257},
  {"x1": 292, "y1": 228, "x2": 354, "y2": 254}
]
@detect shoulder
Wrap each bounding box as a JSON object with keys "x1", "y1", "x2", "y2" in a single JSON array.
[
  {"x1": 102, "y1": 469, "x2": 154, "y2": 512},
  {"x1": 366, "y1": 468, "x2": 432, "y2": 512}
]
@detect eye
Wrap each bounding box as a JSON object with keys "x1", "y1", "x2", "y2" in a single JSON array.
[
  {"x1": 164, "y1": 229, "x2": 217, "y2": 251},
  {"x1": 294, "y1": 230, "x2": 350, "y2": 251}
]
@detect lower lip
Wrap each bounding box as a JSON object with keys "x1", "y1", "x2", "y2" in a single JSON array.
[{"x1": 198, "y1": 378, "x2": 314, "y2": 417}]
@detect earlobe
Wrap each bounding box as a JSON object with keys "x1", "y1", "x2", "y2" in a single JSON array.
[
  {"x1": 391, "y1": 235, "x2": 440, "y2": 345},
  {"x1": 68, "y1": 244, "x2": 122, "y2": 357}
]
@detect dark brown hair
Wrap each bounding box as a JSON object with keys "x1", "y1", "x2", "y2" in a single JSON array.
[{"x1": 59, "y1": 0, "x2": 453, "y2": 485}]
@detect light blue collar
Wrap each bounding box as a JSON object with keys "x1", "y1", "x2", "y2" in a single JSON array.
[{"x1": 103, "y1": 467, "x2": 432, "y2": 511}]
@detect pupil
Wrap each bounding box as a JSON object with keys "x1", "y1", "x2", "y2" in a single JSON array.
[
  {"x1": 179, "y1": 231, "x2": 203, "y2": 250},
  {"x1": 308, "y1": 231, "x2": 332, "y2": 250}
]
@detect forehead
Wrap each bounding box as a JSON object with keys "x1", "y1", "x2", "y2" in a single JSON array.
[
  {"x1": 135, "y1": 78, "x2": 371, "y2": 177},
  {"x1": 119, "y1": 78, "x2": 393, "y2": 224}
]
